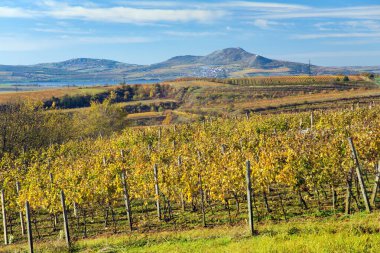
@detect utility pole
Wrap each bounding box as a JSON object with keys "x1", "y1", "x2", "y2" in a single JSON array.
[{"x1": 308, "y1": 60, "x2": 312, "y2": 76}]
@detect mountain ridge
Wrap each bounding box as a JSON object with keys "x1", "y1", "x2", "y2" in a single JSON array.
[{"x1": 0, "y1": 48, "x2": 378, "y2": 84}]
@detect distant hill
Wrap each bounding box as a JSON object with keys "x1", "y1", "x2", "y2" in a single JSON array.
[
  {"x1": 0, "y1": 48, "x2": 378, "y2": 84},
  {"x1": 36, "y1": 58, "x2": 135, "y2": 70}
]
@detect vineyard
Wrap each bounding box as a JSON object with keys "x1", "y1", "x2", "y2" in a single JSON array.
[
  {"x1": 1, "y1": 105, "x2": 380, "y2": 251},
  {"x1": 215, "y1": 75, "x2": 366, "y2": 86}
]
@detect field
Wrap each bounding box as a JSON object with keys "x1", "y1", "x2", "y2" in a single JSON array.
[
  {"x1": 3, "y1": 212, "x2": 380, "y2": 252},
  {"x1": 202, "y1": 88, "x2": 380, "y2": 113},
  {"x1": 1, "y1": 106, "x2": 380, "y2": 252},
  {"x1": 1, "y1": 75, "x2": 380, "y2": 252},
  {"x1": 0, "y1": 86, "x2": 111, "y2": 104},
  {"x1": 0, "y1": 75, "x2": 378, "y2": 123},
  {"x1": 168, "y1": 76, "x2": 380, "y2": 116},
  {"x1": 216, "y1": 75, "x2": 367, "y2": 86}
]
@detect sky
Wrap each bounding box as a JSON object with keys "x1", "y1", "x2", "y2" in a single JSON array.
[{"x1": 0, "y1": 0, "x2": 380, "y2": 66}]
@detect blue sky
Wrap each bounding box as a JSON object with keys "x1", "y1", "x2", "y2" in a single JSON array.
[{"x1": 0, "y1": 0, "x2": 379, "y2": 66}]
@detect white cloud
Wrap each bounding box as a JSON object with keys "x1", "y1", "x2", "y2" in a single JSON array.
[
  {"x1": 32, "y1": 27, "x2": 92, "y2": 34},
  {"x1": 325, "y1": 39, "x2": 380, "y2": 45},
  {"x1": 0, "y1": 1, "x2": 226, "y2": 23},
  {"x1": 251, "y1": 19, "x2": 288, "y2": 29},
  {"x1": 76, "y1": 36, "x2": 155, "y2": 44},
  {"x1": 0, "y1": 37, "x2": 60, "y2": 51},
  {"x1": 294, "y1": 32, "x2": 380, "y2": 39},
  {"x1": 315, "y1": 21, "x2": 380, "y2": 32},
  {"x1": 0, "y1": 1, "x2": 380, "y2": 29},
  {"x1": 116, "y1": 1, "x2": 186, "y2": 8},
  {"x1": 314, "y1": 22, "x2": 336, "y2": 31},
  {"x1": 0, "y1": 6, "x2": 35, "y2": 18},
  {"x1": 117, "y1": 1, "x2": 309, "y2": 11},
  {"x1": 0, "y1": 35, "x2": 155, "y2": 52},
  {"x1": 279, "y1": 50, "x2": 380, "y2": 59},
  {"x1": 45, "y1": 6, "x2": 224, "y2": 23},
  {"x1": 163, "y1": 31, "x2": 226, "y2": 37},
  {"x1": 252, "y1": 19, "x2": 271, "y2": 29},
  {"x1": 259, "y1": 6, "x2": 380, "y2": 20},
  {"x1": 217, "y1": 1, "x2": 309, "y2": 11}
]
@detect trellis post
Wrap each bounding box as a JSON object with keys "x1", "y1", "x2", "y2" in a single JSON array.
[{"x1": 246, "y1": 160, "x2": 254, "y2": 236}]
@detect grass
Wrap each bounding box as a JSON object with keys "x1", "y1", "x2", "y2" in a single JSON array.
[
  {"x1": 126, "y1": 111, "x2": 164, "y2": 119},
  {"x1": 4, "y1": 212, "x2": 380, "y2": 253},
  {"x1": 229, "y1": 67, "x2": 291, "y2": 77}
]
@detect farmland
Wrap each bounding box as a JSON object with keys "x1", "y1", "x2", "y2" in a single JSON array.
[
  {"x1": 1, "y1": 106, "x2": 380, "y2": 252},
  {"x1": 2, "y1": 0, "x2": 380, "y2": 251},
  {"x1": 0, "y1": 75, "x2": 380, "y2": 252},
  {"x1": 0, "y1": 75, "x2": 379, "y2": 126}
]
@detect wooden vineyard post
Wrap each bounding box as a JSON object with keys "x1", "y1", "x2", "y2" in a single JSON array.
[
  {"x1": 178, "y1": 156, "x2": 185, "y2": 212},
  {"x1": 16, "y1": 182, "x2": 26, "y2": 235},
  {"x1": 60, "y1": 190, "x2": 71, "y2": 249},
  {"x1": 198, "y1": 173, "x2": 206, "y2": 227},
  {"x1": 73, "y1": 202, "x2": 78, "y2": 218},
  {"x1": 310, "y1": 111, "x2": 314, "y2": 129},
  {"x1": 172, "y1": 140, "x2": 176, "y2": 150},
  {"x1": 158, "y1": 128, "x2": 162, "y2": 140},
  {"x1": 158, "y1": 128, "x2": 162, "y2": 150},
  {"x1": 345, "y1": 167, "x2": 354, "y2": 215},
  {"x1": 332, "y1": 186, "x2": 337, "y2": 212},
  {"x1": 153, "y1": 164, "x2": 161, "y2": 220},
  {"x1": 197, "y1": 151, "x2": 206, "y2": 227},
  {"x1": 371, "y1": 161, "x2": 380, "y2": 206},
  {"x1": 348, "y1": 137, "x2": 371, "y2": 212},
  {"x1": 1, "y1": 189, "x2": 8, "y2": 245},
  {"x1": 221, "y1": 144, "x2": 226, "y2": 154},
  {"x1": 120, "y1": 150, "x2": 133, "y2": 230},
  {"x1": 121, "y1": 170, "x2": 133, "y2": 231},
  {"x1": 49, "y1": 173, "x2": 58, "y2": 230},
  {"x1": 246, "y1": 160, "x2": 254, "y2": 236},
  {"x1": 25, "y1": 201, "x2": 33, "y2": 253}
]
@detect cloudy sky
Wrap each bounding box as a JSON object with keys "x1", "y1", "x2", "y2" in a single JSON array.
[{"x1": 0, "y1": 0, "x2": 380, "y2": 66}]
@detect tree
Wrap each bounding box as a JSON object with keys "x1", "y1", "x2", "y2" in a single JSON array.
[
  {"x1": 74, "y1": 97, "x2": 126, "y2": 138},
  {"x1": 343, "y1": 76, "x2": 350, "y2": 82},
  {"x1": 0, "y1": 100, "x2": 76, "y2": 156}
]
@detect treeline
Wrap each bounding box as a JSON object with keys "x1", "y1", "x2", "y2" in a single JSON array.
[
  {"x1": 124, "y1": 101, "x2": 178, "y2": 114},
  {"x1": 44, "y1": 84, "x2": 174, "y2": 109}
]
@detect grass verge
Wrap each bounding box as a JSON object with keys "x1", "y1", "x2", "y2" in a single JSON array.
[{"x1": 3, "y1": 212, "x2": 380, "y2": 253}]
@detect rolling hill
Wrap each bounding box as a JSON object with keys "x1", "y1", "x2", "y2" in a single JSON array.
[{"x1": 0, "y1": 48, "x2": 378, "y2": 84}]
